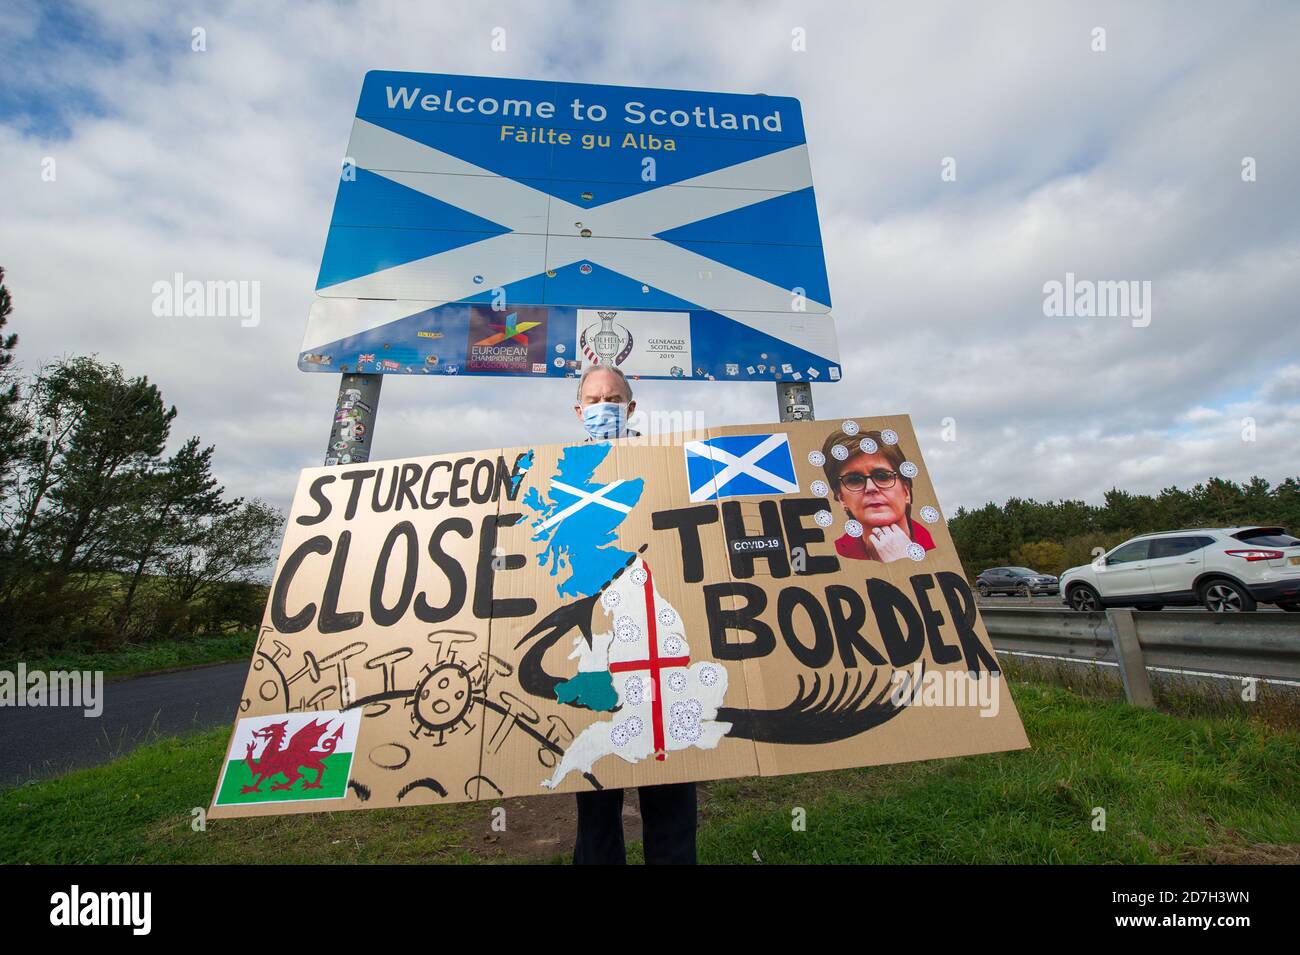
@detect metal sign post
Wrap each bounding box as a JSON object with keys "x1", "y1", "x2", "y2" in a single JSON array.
[
  {"x1": 324, "y1": 372, "x2": 381, "y2": 466},
  {"x1": 776, "y1": 380, "x2": 814, "y2": 423}
]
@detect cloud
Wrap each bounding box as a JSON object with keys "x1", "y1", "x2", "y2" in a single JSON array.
[{"x1": 0, "y1": 0, "x2": 1297, "y2": 518}]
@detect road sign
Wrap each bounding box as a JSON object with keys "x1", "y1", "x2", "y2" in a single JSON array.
[{"x1": 300, "y1": 72, "x2": 840, "y2": 383}]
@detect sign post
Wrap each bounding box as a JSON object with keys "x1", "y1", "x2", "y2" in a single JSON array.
[
  {"x1": 323, "y1": 372, "x2": 381, "y2": 467},
  {"x1": 776, "y1": 380, "x2": 814, "y2": 423}
]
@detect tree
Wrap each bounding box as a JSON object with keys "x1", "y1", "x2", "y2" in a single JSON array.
[
  {"x1": 112, "y1": 436, "x2": 235, "y2": 634},
  {"x1": 28, "y1": 357, "x2": 175, "y2": 578},
  {"x1": 949, "y1": 474, "x2": 1300, "y2": 579},
  {"x1": 1010, "y1": 540, "x2": 1069, "y2": 576},
  {"x1": 159, "y1": 499, "x2": 283, "y2": 611},
  {"x1": 0, "y1": 268, "x2": 29, "y2": 522}
]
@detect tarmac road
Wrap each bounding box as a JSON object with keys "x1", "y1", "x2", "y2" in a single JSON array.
[{"x1": 0, "y1": 660, "x2": 247, "y2": 788}]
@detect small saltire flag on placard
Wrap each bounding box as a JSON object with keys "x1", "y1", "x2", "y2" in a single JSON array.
[
  {"x1": 214, "y1": 709, "x2": 362, "y2": 807},
  {"x1": 684, "y1": 433, "x2": 799, "y2": 502}
]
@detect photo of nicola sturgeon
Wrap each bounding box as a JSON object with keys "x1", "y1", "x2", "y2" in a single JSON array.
[{"x1": 819, "y1": 427, "x2": 936, "y2": 563}]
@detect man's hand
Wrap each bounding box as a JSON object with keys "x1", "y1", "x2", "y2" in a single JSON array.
[{"x1": 865, "y1": 523, "x2": 913, "y2": 562}]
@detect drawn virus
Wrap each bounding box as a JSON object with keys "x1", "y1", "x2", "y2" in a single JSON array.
[{"x1": 409, "y1": 660, "x2": 475, "y2": 746}]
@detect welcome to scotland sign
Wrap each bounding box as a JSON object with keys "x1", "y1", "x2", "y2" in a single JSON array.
[{"x1": 299, "y1": 72, "x2": 841, "y2": 384}]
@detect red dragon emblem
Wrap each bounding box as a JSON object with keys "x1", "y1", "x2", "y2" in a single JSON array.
[{"x1": 240, "y1": 719, "x2": 345, "y2": 794}]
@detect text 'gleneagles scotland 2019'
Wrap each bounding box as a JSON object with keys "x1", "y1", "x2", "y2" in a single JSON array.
[{"x1": 382, "y1": 85, "x2": 787, "y2": 133}]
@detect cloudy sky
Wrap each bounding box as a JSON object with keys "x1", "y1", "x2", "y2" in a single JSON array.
[{"x1": 1, "y1": 0, "x2": 1297, "y2": 517}]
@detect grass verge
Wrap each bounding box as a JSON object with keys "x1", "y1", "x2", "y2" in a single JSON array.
[
  {"x1": 2, "y1": 680, "x2": 1297, "y2": 864},
  {"x1": 0, "y1": 632, "x2": 256, "y2": 680}
]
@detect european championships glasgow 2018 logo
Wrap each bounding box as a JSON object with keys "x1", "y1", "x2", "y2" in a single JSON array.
[{"x1": 579, "y1": 311, "x2": 635, "y2": 366}]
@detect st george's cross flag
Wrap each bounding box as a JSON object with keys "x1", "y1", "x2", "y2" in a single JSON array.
[{"x1": 298, "y1": 72, "x2": 841, "y2": 383}]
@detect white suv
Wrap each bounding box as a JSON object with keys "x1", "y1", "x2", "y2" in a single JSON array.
[{"x1": 1059, "y1": 526, "x2": 1300, "y2": 613}]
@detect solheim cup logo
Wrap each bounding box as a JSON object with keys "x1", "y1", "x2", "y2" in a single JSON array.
[{"x1": 580, "y1": 311, "x2": 634, "y2": 366}]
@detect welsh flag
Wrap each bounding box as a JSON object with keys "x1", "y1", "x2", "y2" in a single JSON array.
[{"x1": 214, "y1": 709, "x2": 362, "y2": 807}]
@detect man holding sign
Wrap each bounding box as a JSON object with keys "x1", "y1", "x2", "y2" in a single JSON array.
[{"x1": 570, "y1": 364, "x2": 697, "y2": 865}]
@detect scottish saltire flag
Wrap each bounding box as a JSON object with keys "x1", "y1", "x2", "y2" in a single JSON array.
[
  {"x1": 299, "y1": 72, "x2": 840, "y2": 382},
  {"x1": 685, "y1": 433, "x2": 799, "y2": 502}
]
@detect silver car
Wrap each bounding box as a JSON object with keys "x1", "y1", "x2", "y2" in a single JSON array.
[{"x1": 1059, "y1": 526, "x2": 1300, "y2": 612}]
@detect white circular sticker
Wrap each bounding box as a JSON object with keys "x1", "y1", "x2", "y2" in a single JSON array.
[
  {"x1": 555, "y1": 343, "x2": 566, "y2": 354},
  {"x1": 814, "y1": 510, "x2": 834, "y2": 528},
  {"x1": 919, "y1": 505, "x2": 940, "y2": 524},
  {"x1": 623, "y1": 677, "x2": 644, "y2": 705},
  {"x1": 900, "y1": 461, "x2": 918, "y2": 479},
  {"x1": 841, "y1": 420, "x2": 860, "y2": 436},
  {"x1": 831, "y1": 444, "x2": 849, "y2": 461},
  {"x1": 845, "y1": 519, "x2": 864, "y2": 538},
  {"x1": 808, "y1": 451, "x2": 826, "y2": 466},
  {"x1": 880, "y1": 429, "x2": 899, "y2": 445},
  {"x1": 810, "y1": 479, "x2": 830, "y2": 497},
  {"x1": 672, "y1": 698, "x2": 703, "y2": 722},
  {"x1": 907, "y1": 542, "x2": 926, "y2": 562},
  {"x1": 859, "y1": 437, "x2": 878, "y2": 455},
  {"x1": 671, "y1": 720, "x2": 702, "y2": 743}
]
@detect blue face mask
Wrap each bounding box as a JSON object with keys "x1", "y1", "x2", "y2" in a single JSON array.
[{"x1": 582, "y1": 401, "x2": 626, "y2": 441}]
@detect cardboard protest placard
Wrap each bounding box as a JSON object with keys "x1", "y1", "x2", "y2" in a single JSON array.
[{"x1": 208, "y1": 415, "x2": 1028, "y2": 820}]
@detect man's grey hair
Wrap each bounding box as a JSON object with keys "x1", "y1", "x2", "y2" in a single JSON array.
[{"x1": 575, "y1": 364, "x2": 634, "y2": 402}]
